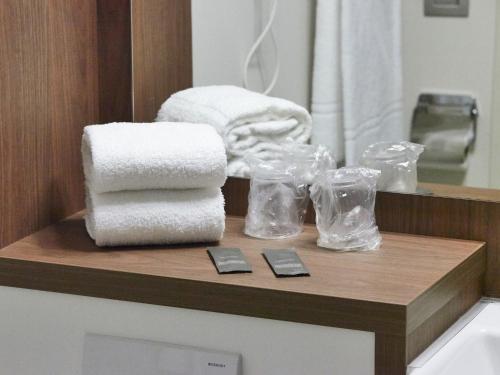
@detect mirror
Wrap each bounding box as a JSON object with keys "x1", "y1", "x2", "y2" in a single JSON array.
[{"x1": 187, "y1": 0, "x2": 500, "y2": 199}]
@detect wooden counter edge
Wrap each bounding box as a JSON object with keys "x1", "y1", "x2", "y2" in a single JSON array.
[{"x1": 0, "y1": 256, "x2": 406, "y2": 336}]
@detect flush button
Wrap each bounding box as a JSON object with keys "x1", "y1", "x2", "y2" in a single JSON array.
[
  {"x1": 83, "y1": 333, "x2": 242, "y2": 375},
  {"x1": 424, "y1": 0, "x2": 469, "y2": 17}
]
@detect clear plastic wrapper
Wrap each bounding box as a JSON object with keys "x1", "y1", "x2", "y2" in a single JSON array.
[
  {"x1": 359, "y1": 141, "x2": 424, "y2": 193},
  {"x1": 244, "y1": 158, "x2": 309, "y2": 239},
  {"x1": 310, "y1": 167, "x2": 381, "y2": 251},
  {"x1": 282, "y1": 143, "x2": 337, "y2": 184}
]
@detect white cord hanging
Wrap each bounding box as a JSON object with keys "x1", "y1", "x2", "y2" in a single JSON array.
[{"x1": 243, "y1": 0, "x2": 280, "y2": 95}]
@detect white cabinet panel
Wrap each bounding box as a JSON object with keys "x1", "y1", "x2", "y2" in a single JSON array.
[{"x1": 0, "y1": 286, "x2": 374, "y2": 375}]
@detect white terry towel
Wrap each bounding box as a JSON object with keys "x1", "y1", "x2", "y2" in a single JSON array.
[
  {"x1": 156, "y1": 85, "x2": 312, "y2": 176},
  {"x1": 311, "y1": 0, "x2": 404, "y2": 165},
  {"x1": 311, "y1": 0, "x2": 344, "y2": 162},
  {"x1": 82, "y1": 122, "x2": 227, "y2": 193},
  {"x1": 85, "y1": 188, "x2": 225, "y2": 247}
]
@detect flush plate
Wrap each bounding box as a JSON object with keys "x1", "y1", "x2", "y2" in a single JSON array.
[
  {"x1": 82, "y1": 333, "x2": 242, "y2": 375},
  {"x1": 424, "y1": 0, "x2": 469, "y2": 17}
]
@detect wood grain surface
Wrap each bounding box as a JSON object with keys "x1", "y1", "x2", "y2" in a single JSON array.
[
  {"x1": 97, "y1": 0, "x2": 133, "y2": 123},
  {"x1": 376, "y1": 191, "x2": 500, "y2": 298},
  {"x1": 98, "y1": 0, "x2": 193, "y2": 123},
  {"x1": 131, "y1": 0, "x2": 193, "y2": 121},
  {"x1": 375, "y1": 333, "x2": 407, "y2": 375},
  {"x1": 0, "y1": 0, "x2": 99, "y2": 248},
  {"x1": 0, "y1": 0, "x2": 193, "y2": 248},
  {"x1": 0, "y1": 214, "x2": 483, "y2": 308},
  {"x1": 406, "y1": 276, "x2": 482, "y2": 363},
  {"x1": 223, "y1": 177, "x2": 500, "y2": 298},
  {"x1": 419, "y1": 182, "x2": 500, "y2": 202},
  {"x1": 0, "y1": 213, "x2": 485, "y2": 374}
]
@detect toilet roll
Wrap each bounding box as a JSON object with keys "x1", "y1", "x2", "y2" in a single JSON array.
[
  {"x1": 411, "y1": 94, "x2": 476, "y2": 170},
  {"x1": 417, "y1": 127, "x2": 473, "y2": 164}
]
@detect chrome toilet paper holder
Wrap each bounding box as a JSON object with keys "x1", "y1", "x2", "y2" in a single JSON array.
[
  {"x1": 410, "y1": 93, "x2": 478, "y2": 167},
  {"x1": 412, "y1": 93, "x2": 478, "y2": 139}
]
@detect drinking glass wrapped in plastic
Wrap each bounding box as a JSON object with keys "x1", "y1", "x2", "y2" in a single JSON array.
[
  {"x1": 359, "y1": 141, "x2": 424, "y2": 193},
  {"x1": 282, "y1": 143, "x2": 337, "y2": 184},
  {"x1": 244, "y1": 159, "x2": 309, "y2": 239},
  {"x1": 310, "y1": 167, "x2": 381, "y2": 251}
]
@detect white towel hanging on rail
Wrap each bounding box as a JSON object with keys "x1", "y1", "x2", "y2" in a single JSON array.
[{"x1": 311, "y1": 0, "x2": 404, "y2": 165}]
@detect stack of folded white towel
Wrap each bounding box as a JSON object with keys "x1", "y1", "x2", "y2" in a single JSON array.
[
  {"x1": 82, "y1": 122, "x2": 227, "y2": 247},
  {"x1": 156, "y1": 85, "x2": 312, "y2": 177}
]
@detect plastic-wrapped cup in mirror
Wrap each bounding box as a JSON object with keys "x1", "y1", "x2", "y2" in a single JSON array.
[
  {"x1": 310, "y1": 167, "x2": 381, "y2": 251},
  {"x1": 359, "y1": 141, "x2": 424, "y2": 193},
  {"x1": 244, "y1": 160, "x2": 309, "y2": 239},
  {"x1": 282, "y1": 143, "x2": 337, "y2": 185}
]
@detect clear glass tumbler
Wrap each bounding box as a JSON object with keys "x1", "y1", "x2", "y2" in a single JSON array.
[
  {"x1": 359, "y1": 141, "x2": 424, "y2": 193},
  {"x1": 244, "y1": 160, "x2": 309, "y2": 239},
  {"x1": 310, "y1": 167, "x2": 381, "y2": 251}
]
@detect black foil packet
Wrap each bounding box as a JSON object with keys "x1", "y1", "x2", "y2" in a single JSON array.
[
  {"x1": 262, "y1": 249, "x2": 310, "y2": 277},
  {"x1": 207, "y1": 247, "x2": 252, "y2": 274}
]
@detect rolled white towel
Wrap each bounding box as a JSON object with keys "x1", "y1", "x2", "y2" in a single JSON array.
[
  {"x1": 82, "y1": 122, "x2": 227, "y2": 193},
  {"x1": 85, "y1": 188, "x2": 225, "y2": 247},
  {"x1": 155, "y1": 86, "x2": 312, "y2": 159}
]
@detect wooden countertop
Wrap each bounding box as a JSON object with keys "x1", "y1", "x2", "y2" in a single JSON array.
[{"x1": 0, "y1": 213, "x2": 485, "y2": 338}]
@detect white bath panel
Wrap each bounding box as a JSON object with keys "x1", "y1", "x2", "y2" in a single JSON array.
[{"x1": 409, "y1": 300, "x2": 500, "y2": 375}]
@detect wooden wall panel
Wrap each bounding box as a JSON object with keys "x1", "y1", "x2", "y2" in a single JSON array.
[
  {"x1": 0, "y1": 1, "x2": 47, "y2": 245},
  {"x1": 131, "y1": 0, "x2": 193, "y2": 122},
  {"x1": 0, "y1": 0, "x2": 193, "y2": 248},
  {"x1": 49, "y1": 0, "x2": 99, "y2": 220},
  {"x1": 97, "y1": 0, "x2": 133, "y2": 123},
  {"x1": 0, "y1": 0, "x2": 98, "y2": 248}
]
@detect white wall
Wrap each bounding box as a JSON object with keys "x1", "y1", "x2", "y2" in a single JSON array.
[
  {"x1": 192, "y1": 0, "x2": 498, "y2": 188},
  {"x1": 0, "y1": 286, "x2": 374, "y2": 375},
  {"x1": 191, "y1": 0, "x2": 315, "y2": 109},
  {"x1": 402, "y1": 0, "x2": 497, "y2": 188}
]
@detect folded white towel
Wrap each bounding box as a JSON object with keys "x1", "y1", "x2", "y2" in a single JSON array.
[
  {"x1": 155, "y1": 86, "x2": 312, "y2": 168},
  {"x1": 85, "y1": 188, "x2": 225, "y2": 247},
  {"x1": 82, "y1": 122, "x2": 227, "y2": 193}
]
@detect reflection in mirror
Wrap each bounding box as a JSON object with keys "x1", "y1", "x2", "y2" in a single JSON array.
[{"x1": 159, "y1": 0, "x2": 500, "y2": 197}]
